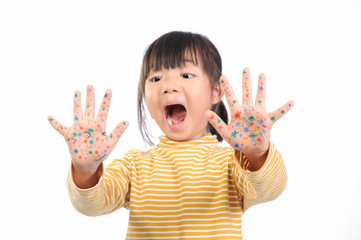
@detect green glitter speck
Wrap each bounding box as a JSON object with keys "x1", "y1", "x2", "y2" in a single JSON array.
[{"x1": 231, "y1": 131, "x2": 238, "y2": 138}]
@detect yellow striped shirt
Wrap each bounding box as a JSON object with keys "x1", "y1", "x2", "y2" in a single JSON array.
[{"x1": 67, "y1": 135, "x2": 287, "y2": 239}]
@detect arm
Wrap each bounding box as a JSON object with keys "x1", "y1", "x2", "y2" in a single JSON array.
[
  {"x1": 230, "y1": 142, "x2": 287, "y2": 211},
  {"x1": 206, "y1": 68, "x2": 293, "y2": 209},
  {"x1": 48, "y1": 85, "x2": 129, "y2": 214},
  {"x1": 67, "y1": 156, "x2": 131, "y2": 216}
]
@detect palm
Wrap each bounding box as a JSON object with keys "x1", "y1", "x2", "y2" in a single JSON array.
[
  {"x1": 225, "y1": 103, "x2": 271, "y2": 154},
  {"x1": 48, "y1": 85, "x2": 128, "y2": 170},
  {"x1": 62, "y1": 118, "x2": 116, "y2": 164},
  {"x1": 207, "y1": 68, "x2": 293, "y2": 156}
]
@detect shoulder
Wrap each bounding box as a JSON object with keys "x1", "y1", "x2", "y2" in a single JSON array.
[
  {"x1": 211, "y1": 143, "x2": 234, "y2": 154},
  {"x1": 117, "y1": 147, "x2": 158, "y2": 163},
  {"x1": 209, "y1": 144, "x2": 236, "y2": 162}
]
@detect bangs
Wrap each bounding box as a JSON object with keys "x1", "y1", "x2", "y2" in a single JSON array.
[{"x1": 142, "y1": 32, "x2": 202, "y2": 80}]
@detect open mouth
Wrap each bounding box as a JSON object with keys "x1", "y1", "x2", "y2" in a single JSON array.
[{"x1": 165, "y1": 104, "x2": 187, "y2": 126}]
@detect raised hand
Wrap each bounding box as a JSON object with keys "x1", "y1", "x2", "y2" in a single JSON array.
[
  {"x1": 206, "y1": 68, "x2": 294, "y2": 158},
  {"x1": 48, "y1": 85, "x2": 128, "y2": 173}
]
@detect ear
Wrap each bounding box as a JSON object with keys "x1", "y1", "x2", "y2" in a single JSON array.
[{"x1": 211, "y1": 76, "x2": 224, "y2": 104}]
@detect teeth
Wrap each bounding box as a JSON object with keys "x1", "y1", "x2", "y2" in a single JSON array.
[
  {"x1": 167, "y1": 117, "x2": 173, "y2": 125},
  {"x1": 167, "y1": 116, "x2": 181, "y2": 125}
]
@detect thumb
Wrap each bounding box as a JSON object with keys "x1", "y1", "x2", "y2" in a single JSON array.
[
  {"x1": 48, "y1": 115, "x2": 66, "y2": 136},
  {"x1": 269, "y1": 100, "x2": 295, "y2": 123},
  {"x1": 205, "y1": 111, "x2": 229, "y2": 140},
  {"x1": 109, "y1": 121, "x2": 129, "y2": 149}
]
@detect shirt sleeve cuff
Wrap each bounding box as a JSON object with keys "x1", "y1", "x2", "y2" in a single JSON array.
[
  {"x1": 232, "y1": 142, "x2": 281, "y2": 180},
  {"x1": 66, "y1": 163, "x2": 106, "y2": 216}
]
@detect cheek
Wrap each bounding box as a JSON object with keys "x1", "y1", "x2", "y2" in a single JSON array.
[
  {"x1": 144, "y1": 93, "x2": 158, "y2": 119},
  {"x1": 197, "y1": 89, "x2": 213, "y2": 109},
  {"x1": 144, "y1": 86, "x2": 153, "y2": 106},
  {"x1": 190, "y1": 93, "x2": 213, "y2": 120}
]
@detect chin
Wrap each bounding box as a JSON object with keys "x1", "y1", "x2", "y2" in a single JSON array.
[
  {"x1": 164, "y1": 129, "x2": 207, "y2": 142},
  {"x1": 163, "y1": 132, "x2": 189, "y2": 142}
]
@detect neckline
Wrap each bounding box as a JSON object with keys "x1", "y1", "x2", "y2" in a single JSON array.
[{"x1": 157, "y1": 134, "x2": 218, "y2": 149}]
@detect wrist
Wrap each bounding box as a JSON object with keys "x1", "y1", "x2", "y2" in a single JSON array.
[
  {"x1": 244, "y1": 147, "x2": 269, "y2": 171},
  {"x1": 71, "y1": 162, "x2": 102, "y2": 189},
  {"x1": 72, "y1": 159, "x2": 100, "y2": 174}
]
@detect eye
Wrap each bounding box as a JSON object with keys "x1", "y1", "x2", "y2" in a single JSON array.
[
  {"x1": 150, "y1": 76, "x2": 162, "y2": 82},
  {"x1": 181, "y1": 73, "x2": 194, "y2": 79}
]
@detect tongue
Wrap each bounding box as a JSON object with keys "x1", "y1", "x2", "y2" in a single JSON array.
[{"x1": 168, "y1": 105, "x2": 186, "y2": 125}]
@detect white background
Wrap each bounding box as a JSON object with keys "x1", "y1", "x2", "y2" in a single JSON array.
[{"x1": 1, "y1": 0, "x2": 360, "y2": 239}]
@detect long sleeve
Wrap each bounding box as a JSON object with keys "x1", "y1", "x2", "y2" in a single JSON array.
[
  {"x1": 67, "y1": 155, "x2": 131, "y2": 216},
  {"x1": 230, "y1": 142, "x2": 287, "y2": 212}
]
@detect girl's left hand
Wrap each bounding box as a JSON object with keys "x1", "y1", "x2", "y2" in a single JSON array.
[{"x1": 206, "y1": 68, "x2": 294, "y2": 159}]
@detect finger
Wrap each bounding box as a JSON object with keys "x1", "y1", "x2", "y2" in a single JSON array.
[
  {"x1": 84, "y1": 85, "x2": 95, "y2": 119},
  {"x1": 255, "y1": 73, "x2": 266, "y2": 107},
  {"x1": 96, "y1": 89, "x2": 112, "y2": 128},
  {"x1": 205, "y1": 110, "x2": 230, "y2": 140},
  {"x1": 48, "y1": 115, "x2": 67, "y2": 136},
  {"x1": 242, "y1": 67, "x2": 253, "y2": 105},
  {"x1": 109, "y1": 121, "x2": 129, "y2": 149},
  {"x1": 220, "y1": 76, "x2": 240, "y2": 110},
  {"x1": 269, "y1": 100, "x2": 295, "y2": 122},
  {"x1": 73, "y1": 91, "x2": 83, "y2": 123}
]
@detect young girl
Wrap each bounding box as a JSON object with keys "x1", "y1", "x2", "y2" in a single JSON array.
[{"x1": 48, "y1": 31, "x2": 293, "y2": 239}]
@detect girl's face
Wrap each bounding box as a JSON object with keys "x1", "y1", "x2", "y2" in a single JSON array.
[{"x1": 144, "y1": 58, "x2": 221, "y2": 142}]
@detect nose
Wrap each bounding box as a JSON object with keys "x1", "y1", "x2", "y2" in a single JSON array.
[
  {"x1": 161, "y1": 76, "x2": 180, "y2": 95},
  {"x1": 163, "y1": 88, "x2": 178, "y2": 94}
]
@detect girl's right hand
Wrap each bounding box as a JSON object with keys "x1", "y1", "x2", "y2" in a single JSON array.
[{"x1": 48, "y1": 85, "x2": 128, "y2": 174}]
